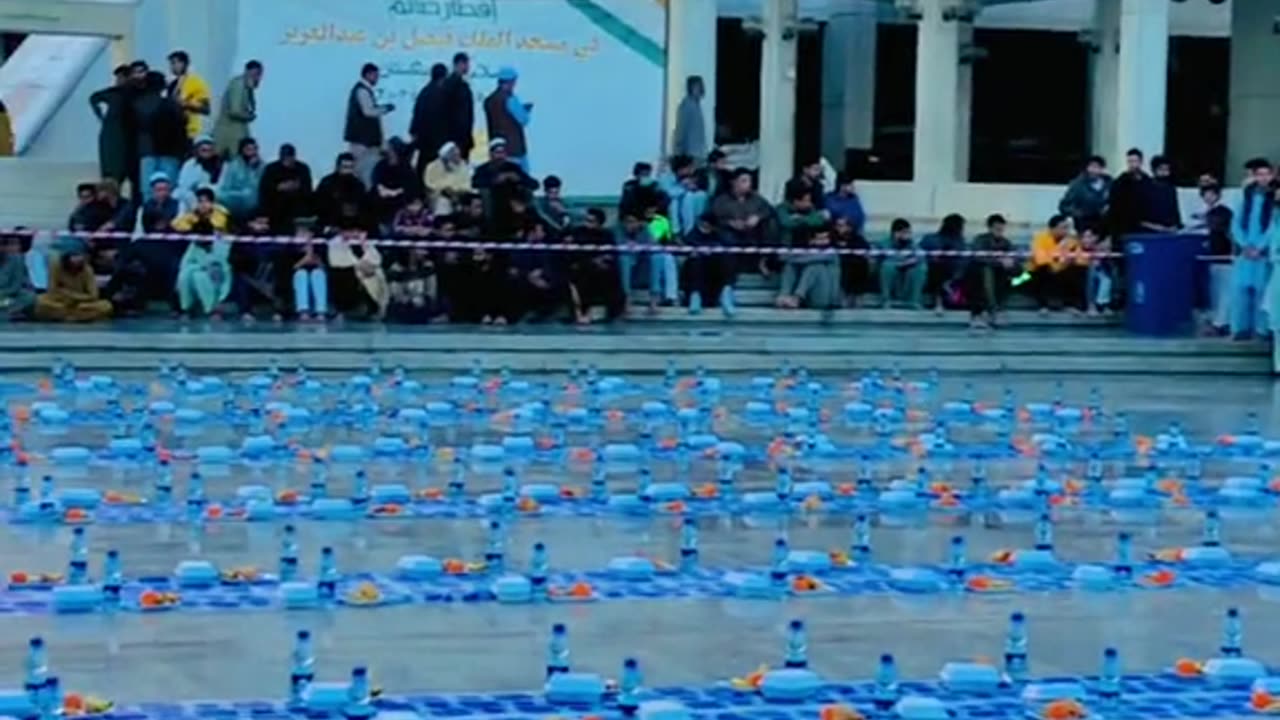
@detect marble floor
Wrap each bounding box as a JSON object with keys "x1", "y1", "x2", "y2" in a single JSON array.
[{"x1": 1, "y1": 370, "x2": 1279, "y2": 703}]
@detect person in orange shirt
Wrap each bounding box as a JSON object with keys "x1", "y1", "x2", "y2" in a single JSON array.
[
  {"x1": 1027, "y1": 214, "x2": 1088, "y2": 314},
  {"x1": 167, "y1": 51, "x2": 212, "y2": 143}
]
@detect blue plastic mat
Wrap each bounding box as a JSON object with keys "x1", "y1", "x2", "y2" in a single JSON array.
[
  {"x1": 4, "y1": 554, "x2": 1279, "y2": 616},
  {"x1": 9, "y1": 672, "x2": 1272, "y2": 720},
  {"x1": 5, "y1": 482, "x2": 1274, "y2": 526}
]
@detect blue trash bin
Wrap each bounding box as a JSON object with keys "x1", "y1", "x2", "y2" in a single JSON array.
[{"x1": 1124, "y1": 233, "x2": 1199, "y2": 336}]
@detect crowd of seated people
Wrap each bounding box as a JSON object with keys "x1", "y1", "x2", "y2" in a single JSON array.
[{"x1": 0, "y1": 139, "x2": 1115, "y2": 328}]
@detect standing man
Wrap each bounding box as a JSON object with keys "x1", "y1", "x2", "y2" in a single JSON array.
[
  {"x1": 672, "y1": 75, "x2": 707, "y2": 160},
  {"x1": 409, "y1": 63, "x2": 449, "y2": 178},
  {"x1": 483, "y1": 67, "x2": 531, "y2": 173},
  {"x1": 1059, "y1": 155, "x2": 1112, "y2": 233},
  {"x1": 343, "y1": 62, "x2": 394, "y2": 186},
  {"x1": 1106, "y1": 148, "x2": 1150, "y2": 237},
  {"x1": 88, "y1": 65, "x2": 132, "y2": 185},
  {"x1": 167, "y1": 50, "x2": 212, "y2": 144},
  {"x1": 441, "y1": 52, "x2": 474, "y2": 161},
  {"x1": 213, "y1": 60, "x2": 263, "y2": 157},
  {"x1": 132, "y1": 70, "x2": 187, "y2": 201},
  {"x1": 1231, "y1": 158, "x2": 1275, "y2": 341}
]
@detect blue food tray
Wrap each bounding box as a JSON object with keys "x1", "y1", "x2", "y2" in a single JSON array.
[{"x1": 0, "y1": 556, "x2": 1272, "y2": 616}]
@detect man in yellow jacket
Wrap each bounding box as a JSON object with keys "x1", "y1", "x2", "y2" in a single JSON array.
[
  {"x1": 1027, "y1": 214, "x2": 1088, "y2": 314},
  {"x1": 167, "y1": 51, "x2": 212, "y2": 142}
]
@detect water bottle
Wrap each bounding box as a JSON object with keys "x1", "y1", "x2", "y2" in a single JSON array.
[
  {"x1": 769, "y1": 537, "x2": 789, "y2": 588},
  {"x1": 1202, "y1": 509, "x2": 1222, "y2": 548},
  {"x1": 317, "y1": 546, "x2": 338, "y2": 600},
  {"x1": 140, "y1": 420, "x2": 157, "y2": 452},
  {"x1": 153, "y1": 459, "x2": 173, "y2": 505},
  {"x1": 279, "y1": 524, "x2": 300, "y2": 581},
  {"x1": 39, "y1": 475, "x2": 54, "y2": 504},
  {"x1": 351, "y1": 469, "x2": 370, "y2": 507},
  {"x1": 1113, "y1": 412, "x2": 1130, "y2": 442},
  {"x1": 447, "y1": 457, "x2": 466, "y2": 499},
  {"x1": 470, "y1": 358, "x2": 483, "y2": 378},
  {"x1": 913, "y1": 465, "x2": 930, "y2": 494},
  {"x1": 873, "y1": 654, "x2": 900, "y2": 711},
  {"x1": 1244, "y1": 412, "x2": 1261, "y2": 439},
  {"x1": 970, "y1": 460, "x2": 988, "y2": 506},
  {"x1": 1032, "y1": 464, "x2": 1051, "y2": 500},
  {"x1": 529, "y1": 542, "x2": 548, "y2": 592},
  {"x1": 1186, "y1": 455, "x2": 1203, "y2": 483},
  {"x1": 852, "y1": 514, "x2": 872, "y2": 562},
  {"x1": 946, "y1": 536, "x2": 966, "y2": 580},
  {"x1": 1221, "y1": 607, "x2": 1242, "y2": 658},
  {"x1": 1004, "y1": 612, "x2": 1029, "y2": 682},
  {"x1": 289, "y1": 630, "x2": 315, "y2": 706},
  {"x1": 589, "y1": 464, "x2": 607, "y2": 502},
  {"x1": 485, "y1": 520, "x2": 506, "y2": 572},
  {"x1": 717, "y1": 463, "x2": 736, "y2": 502},
  {"x1": 501, "y1": 467, "x2": 519, "y2": 509},
  {"x1": 635, "y1": 467, "x2": 655, "y2": 503},
  {"x1": 13, "y1": 462, "x2": 30, "y2": 507},
  {"x1": 856, "y1": 457, "x2": 875, "y2": 498},
  {"x1": 1086, "y1": 448, "x2": 1103, "y2": 481},
  {"x1": 663, "y1": 359, "x2": 677, "y2": 390},
  {"x1": 618, "y1": 658, "x2": 642, "y2": 716},
  {"x1": 343, "y1": 666, "x2": 375, "y2": 719},
  {"x1": 784, "y1": 619, "x2": 808, "y2": 668},
  {"x1": 1087, "y1": 386, "x2": 1102, "y2": 416},
  {"x1": 775, "y1": 467, "x2": 793, "y2": 503},
  {"x1": 102, "y1": 549, "x2": 122, "y2": 603},
  {"x1": 24, "y1": 637, "x2": 47, "y2": 704},
  {"x1": 546, "y1": 623, "x2": 570, "y2": 678},
  {"x1": 186, "y1": 471, "x2": 206, "y2": 514},
  {"x1": 1033, "y1": 513, "x2": 1053, "y2": 552},
  {"x1": 679, "y1": 518, "x2": 699, "y2": 572},
  {"x1": 1113, "y1": 532, "x2": 1133, "y2": 579},
  {"x1": 40, "y1": 676, "x2": 62, "y2": 720},
  {"x1": 310, "y1": 462, "x2": 328, "y2": 500},
  {"x1": 1097, "y1": 647, "x2": 1121, "y2": 703},
  {"x1": 68, "y1": 527, "x2": 88, "y2": 584}
]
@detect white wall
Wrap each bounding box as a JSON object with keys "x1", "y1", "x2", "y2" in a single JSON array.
[
  {"x1": 24, "y1": 0, "x2": 241, "y2": 162},
  {"x1": 22, "y1": 42, "x2": 109, "y2": 161}
]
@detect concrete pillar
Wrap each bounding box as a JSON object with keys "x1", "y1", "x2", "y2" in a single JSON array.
[
  {"x1": 1089, "y1": 0, "x2": 1120, "y2": 164},
  {"x1": 758, "y1": 0, "x2": 798, "y2": 202},
  {"x1": 665, "y1": 0, "x2": 718, "y2": 158},
  {"x1": 1113, "y1": 0, "x2": 1168, "y2": 165},
  {"x1": 956, "y1": 21, "x2": 974, "y2": 182},
  {"x1": 912, "y1": 0, "x2": 961, "y2": 183},
  {"x1": 820, "y1": 2, "x2": 876, "y2": 165},
  {"x1": 1227, "y1": 0, "x2": 1280, "y2": 175}
]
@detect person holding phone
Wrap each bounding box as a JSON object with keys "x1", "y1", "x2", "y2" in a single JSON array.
[{"x1": 344, "y1": 62, "x2": 396, "y2": 186}]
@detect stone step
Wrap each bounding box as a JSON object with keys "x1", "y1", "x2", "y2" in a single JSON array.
[{"x1": 0, "y1": 324, "x2": 1265, "y2": 376}]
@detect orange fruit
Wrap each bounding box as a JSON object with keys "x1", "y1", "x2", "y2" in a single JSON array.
[
  {"x1": 1173, "y1": 658, "x2": 1202, "y2": 677},
  {"x1": 9, "y1": 571, "x2": 28, "y2": 584}
]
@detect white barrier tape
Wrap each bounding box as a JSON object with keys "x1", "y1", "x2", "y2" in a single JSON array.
[{"x1": 20, "y1": 228, "x2": 1234, "y2": 262}]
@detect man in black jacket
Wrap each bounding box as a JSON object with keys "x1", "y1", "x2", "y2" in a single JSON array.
[
  {"x1": 409, "y1": 63, "x2": 449, "y2": 178},
  {"x1": 132, "y1": 71, "x2": 187, "y2": 201},
  {"x1": 259, "y1": 144, "x2": 314, "y2": 234},
  {"x1": 1106, "y1": 148, "x2": 1151, "y2": 237},
  {"x1": 441, "y1": 52, "x2": 475, "y2": 161}
]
